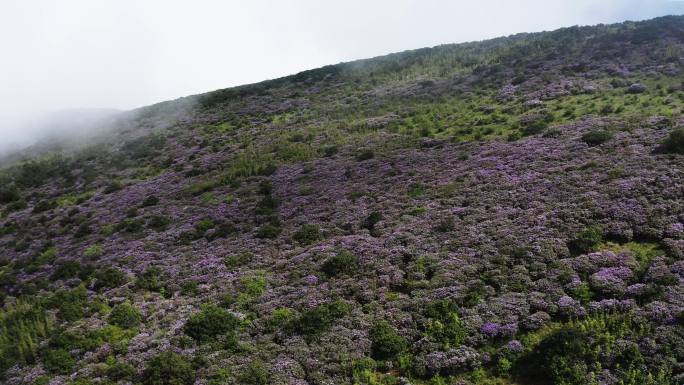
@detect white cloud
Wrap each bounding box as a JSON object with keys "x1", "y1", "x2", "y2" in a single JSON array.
[{"x1": 0, "y1": 0, "x2": 681, "y2": 152}]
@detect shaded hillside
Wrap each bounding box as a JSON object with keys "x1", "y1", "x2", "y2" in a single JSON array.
[{"x1": 1, "y1": 15, "x2": 684, "y2": 385}]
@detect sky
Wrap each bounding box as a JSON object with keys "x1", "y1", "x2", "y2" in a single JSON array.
[{"x1": 0, "y1": 0, "x2": 683, "y2": 151}]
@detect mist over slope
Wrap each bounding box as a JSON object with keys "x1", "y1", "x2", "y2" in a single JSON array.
[{"x1": 1, "y1": 15, "x2": 684, "y2": 385}]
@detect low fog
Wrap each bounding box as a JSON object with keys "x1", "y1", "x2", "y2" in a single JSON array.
[{"x1": 1, "y1": 0, "x2": 682, "y2": 158}]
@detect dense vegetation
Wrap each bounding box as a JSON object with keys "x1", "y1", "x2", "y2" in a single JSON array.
[{"x1": 1, "y1": 15, "x2": 684, "y2": 385}]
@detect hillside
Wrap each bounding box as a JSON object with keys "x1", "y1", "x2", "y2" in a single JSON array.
[{"x1": 1, "y1": 15, "x2": 684, "y2": 385}]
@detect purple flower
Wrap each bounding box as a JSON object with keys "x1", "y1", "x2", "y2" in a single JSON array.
[
  {"x1": 480, "y1": 322, "x2": 500, "y2": 338},
  {"x1": 505, "y1": 340, "x2": 523, "y2": 353},
  {"x1": 304, "y1": 274, "x2": 318, "y2": 285}
]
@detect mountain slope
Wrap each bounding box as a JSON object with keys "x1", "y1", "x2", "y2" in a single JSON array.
[{"x1": 1, "y1": 15, "x2": 684, "y2": 385}]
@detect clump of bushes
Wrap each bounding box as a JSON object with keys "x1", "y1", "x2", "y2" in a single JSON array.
[
  {"x1": 581, "y1": 130, "x2": 613, "y2": 146},
  {"x1": 361, "y1": 211, "x2": 383, "y2": 236},
  {"x1": 224, "y1": 252, "x2": 254, "y2": 269},
  {"x1": 103, "y1": 181, "x2": 123, "y2": 194},
  {"x1": 356, "y1": 149, "x2": 375, "y2": 161},
  {"x1": 32, "y1": 199, "x2": 56, "y2": 213},
  {"x1": 116, "y1": 218, "x2": 144, "y2": 234},
  {"x1": 0, "y1": 185, "x2": 21, "y2": 204},
  {"x1": 256, "y1": 223, "x2": 281, "y2": 239},
  {"x1": 292, "y1": 224, "x2": 322, "y2": 245},
  {"x1": 423, "y1": 300, "x2": 467, "y2": 347},
  {"x1": 663, "y1": 128, "x2": 684, "y2": 154},
  {"x1": 238, "y1": 359, "x2": 271, "y2": 385},
  {"x1": 0, "y1": 299, "x2": 51, "y2": 374},
  {"x1": 147, "y1": 215, "x2": 171, "y2": 231},
  {"x1": 108, "y1": 302, "x2": 142, "y2": 329},
  {"x1": 180, "y1": 281, "x2": 199, "y2": 296},
  {"x1": 93, "y1": 267, "x2": 127, "y2": 291},
  {"x1": 567, "y1": 226, "x2": 603, "y2": 255},
  {"x1": 183, "y1": 304, "x2": 240, "y2": 342},
  {"x1": 83, "y1": 244, "x2": 105, "y2": 259},
  {"x1": 106, "y1": 361, "x2": 135, "y2": 381},
  {"x1": 47, "y1": 286, "x2": 89, "y2": 322},
  {"x1": 321, "y1": 250, "x2": 359, "y2": 278},
  {"x1": 255, "y1": 194, "x2": 278, "y2": 216},
  {"x1": 515, "y1": 313, "x2": 656, "y2": 385},
  {"x1": 51, "y1": 260, "x2": 83, "y2": 281},
  {"x1": 135, "y1": 266, "x2": 164, "y2": 292},
  {"x1": 42, "y1": 348, "x2": 75, "y2": 374},
  {"x1": 206, "y1": 221, "x2": 237, "y2": 241},
  {"x1": 295, "y1": 300, "x2": 349, "y2": 337},
  {"x1": 141, "y1": 195, "x2": 159, "y2": 207},
  {"x1": 369, "y1": 320, "x2": 407, "y2": 361},
  {"x1": 141, "y1": 351, "x2": 195, "y2": 385}
]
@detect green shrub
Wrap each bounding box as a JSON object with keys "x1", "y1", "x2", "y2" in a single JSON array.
[
  {"x1": 183, "y1": 304, "x2": 240, "y2": 342},
  {"x1": 147, "y1": 215, "x2": 171, "y2": 231},
  {"x1": 142, "y1": 351, "x2": 195, "y2": 385},
  {"x1": 361, "y1": 211, "x2": 383, "y2": 235},
  {"x1": 224, "y1": 252, "x2": 254, "y2": 269},
  {"x1": 94, "y1": 267, "x2": 127, "y2": 291},
  {"x1": 356, "y1": 149, "x2": 375, "y2": 161},
  {"x1": 0, "y1": 185, "x2": 21, "y2": 204},
  {"x1": 141, "y1": 195, "x2": 160, "y2": 207},
  {"x1": 292, "y1": 224, "x2": 322, "y2": 245},
  {"x1": 135, "y1": 267, "x2": 164, "y2": 292},
  {"x1": 4, "y1": 199, "x2": 27, "y2": 213},
  {"x1": 42, "y1": 348, "x2": 75, "y2": 374},
  {"x1": 567, "y1": 226, "x2": 603, "y2": 255},
  {"x1": 83, "y1": 244, "x2": 105, "y2": 259},
  {"x1": 321, "y1": 250, "x2": 359, "y2": 278},
  {"x1": 47, "y1": 286, "x2": 89, "y2": 322},
  {"x1": 117, "y1": 218, "x2": 144, "y2": 234},
  {"x1": 103, "y1": 181, "x2": 123, "y2": 194},
  {"x1": 515, "y1": 313, "x2": 657, "y2": 385},
  {"x1": 195, "y1": 218, "x2": 215, "y2": 234},
  {"x1": 521, "y1": 120, "x2": 549, "y2": 136},
  {"x1": 256, "y1": 224, "x2": 281, "y2": 239},
  {"x1": 407, "y1": 183, "x2": 425, "y2": 197},
  {"x1": 108, "y1": 302, "x2": 142, "y2": 329},
  {"x1": 663, "y1": 128, "x2": 684, "y2": 154},
  {"x1": 106, "y1": 361, "x2": 135, "y2": 381},
  {"x1": 257, "y1": 180, "x2": 273, "y2": 195},
  {"x1": 369, "y1": 321, "x2": 407, "y2": 361},
  {"x1": 423, "y1": 300, "x2": 467, "y2": 346},
  {"x1": 296, "y1": 300, "x2": 349, "y2": 337},
  {"x1": 255, "y1": 195, "x2": 278, "y2": 216},
  {"x1": 51, "y1": 261, "x2": 82, "y2": 280},
  {"x1": 581, "y1": 130, "x2": 613, "y2": 146},
  {"x1": 238, "y1": 359, "x2": 271, "y2": 385},
  {"x1": 240, "y1": 275, "x2": 267, "y2": 297},
  {"x1": 0, "y1": 300, "x2": 51, "y2": 374},
  {"x1": 32, "y1": 199, "x2": 56, "y2": 213},
  {"x1": 265, "y1": 308, "x2": 296, "y2": 333},
  {"x1": 181, "y1": 281, "x2": 199, "y2": 296}
]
